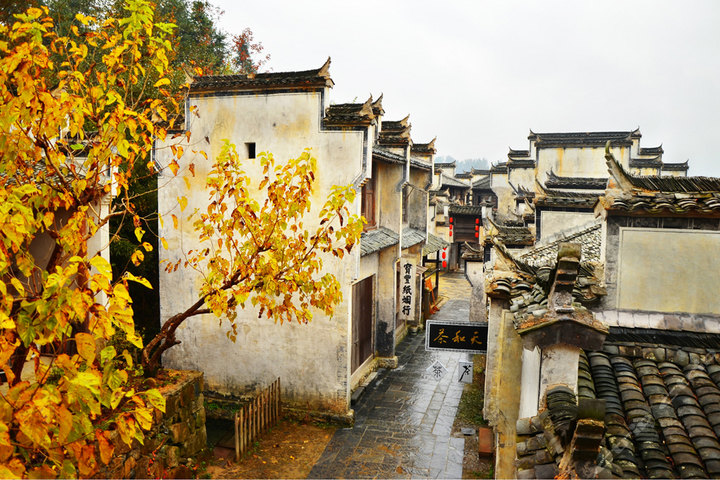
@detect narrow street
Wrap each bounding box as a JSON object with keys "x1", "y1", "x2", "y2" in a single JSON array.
[{"x1": 308, "y1": 271, "x2": 473, "y2": 479}]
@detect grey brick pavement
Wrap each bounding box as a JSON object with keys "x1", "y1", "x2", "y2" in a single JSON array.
[{"x1": 308, "y1": 272, "x2": 472, "y2": 479}]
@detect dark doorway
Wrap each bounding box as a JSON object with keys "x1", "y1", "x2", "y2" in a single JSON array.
[{"x1": 352, "y1": 276, "x2": 374, "y2": 373}]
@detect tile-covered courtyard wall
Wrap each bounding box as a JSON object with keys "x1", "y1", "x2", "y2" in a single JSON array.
[{"x1": 97, "y1": 370, "x2": 206, "y2": 478}]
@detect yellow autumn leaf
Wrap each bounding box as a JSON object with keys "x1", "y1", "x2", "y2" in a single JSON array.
[
  {"x1": 89, "y1": 256, "x2": 112, "y2": 281},
  {"x1": 168, "y1": 159, "x2": 179, "y2": 176},
  {"x1": 161, "y1": 237, "x2": 169, "y2": 250},
  {"x1": 75, "y1": 332, "x2": 96, "y2": 363},
  {"x1": 130, "y1": 249, "x2": 144, "y2": 266},
  {"x1": 178, "y1": 196, "x2": 188, "y2": 211},
  {"x1": 153, "y1": 77, "x2": 170, "y2": 88},
  {"x1": 124, "y1": 272, "x2": 152, "y2": 289}
]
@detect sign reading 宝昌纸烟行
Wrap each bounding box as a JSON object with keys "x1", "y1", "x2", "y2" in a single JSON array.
[
  {"x1": 398, "y1": 257, "x2": 416, "y2": 321},
  {"x1": 425, "y1": 320, "x2": 488, "y2": 354}
]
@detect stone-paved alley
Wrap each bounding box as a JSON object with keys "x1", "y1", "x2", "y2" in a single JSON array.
[{"x1": 308, "y1": 271, "x2": 474, "y2": 479}]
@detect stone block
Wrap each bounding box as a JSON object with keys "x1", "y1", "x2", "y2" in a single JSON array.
[
  {"x1": 147, "y1": 456, "x2": 165, "y2": 479},
  {"x1": 516, "y1": 467, "x2": 536, "y2": 479},
  {"x1": 164, "y1": 445, "x2": 180, "y2": 468},
  {"x1": 164, "y1": 395, "x2": 179, "y2": 420},
  {"x1": 194, "y1": 406, "x2": 206, "y2": 430},
  {"x1": 534, "y1": 448, "x2": 553, "y2": 465},
  {"x1": 617, "y1": 310, "x2": 634, "y2": 327},
  {"x1": 703, "y1": 316, "x2": 720, "y2": 333},
  {"x1": 516, "y1": 454, "x2": 536, "y2": 470},
  {"x1": 646, "y1": 313, "x2": 665, "y2": 330},
  {"x1": 663, "y1": 314, "x2": 682, "y2": 330},
  {"x1": 632, "y1": 312, "x2": 649, "y2": 328},
  {"x1": 121, "y1": 456, "x2": 136, "y2": 479},
  {"x1": 535, "y1": 462, "x2": 559, "y2": 479},
  {"x1": 516, "y1": 417, "x2": 532, "y2": 435},
  {"x1": 135, "y1": 456, "x2": 150, "y2": 478},
  {"x1": 169, "y1": 422, "x2": 190, "y2": 444}
]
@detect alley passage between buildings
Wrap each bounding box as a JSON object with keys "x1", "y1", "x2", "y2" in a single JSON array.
[{"x1": 308, "y1": 272, "x2": 474, "y2": 479}]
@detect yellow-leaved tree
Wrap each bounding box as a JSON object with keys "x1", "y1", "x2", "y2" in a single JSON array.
[
  {"x1": 142, "y1": 142, "x2": 365, "y2": 374},
  {"x1": 0, "y1": 1, "x2": 365, "y2": 477},
  {"x1": 0, "y1": 2, "x2": 179, "y2": 477}
]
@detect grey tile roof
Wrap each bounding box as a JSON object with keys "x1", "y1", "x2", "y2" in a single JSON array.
[
  {"x1": 448, "y1": 204, "x2": 483, "y2": 216},
  {"x1": 423, "y1": 232, "x2": 449, "y2": 256},
  {"x1": 662, "y1": 161, "x2": 690, "y2": 172},
  {"x1": 191, "y1": 58, "x2": 333, "y2": 93},
  {"x1": 373, "y1": 148, "x2": 406, "y2": 165},
  {"x1": 433, "y1": 161, "x2": 456, "y2": 168},
  {"x1": 528, "y1": 129, "x2": 640, "y2": 147},
  {"x1": 472, "y1": 176, "x2": 491, "y2": 189},
  {"x1": 494, "y1": 224, "x2": 534, "y2": 247},
  {"x1": 410, "y1": 138, "x2": 436, "y2": 155},
  {"x1": 490, "y1": 162, "x2": 508, "y2": 173},
  {"x1": 545, "y1": 170, "x2": 608, "y2": 190},
  {"x1": 360, "y1": 227, "x2": 398, "y2": 256},
  {"x1": 324, "y1": 97, "x2": 375, "y2": 127},
  {"x1": 516, "y1": 221, "x2": 601, "y2": 267},
  {"x1": 401, "y1": 227, "x2": 425, "y2": 249},
  {"x1": 607, "y1": 152, "x2": 720, "y2": 193},
  {"x1": 581, "y1": 334, "x2": 720, "y2": 478},
  {"x1": 440, "y1": 174, "x2": 470, "y2": 189},
  {"x1": 378, "y1": 116, "x2": 411, "y2": 147},
  {"x1": 535, "y1": 186, "x2": 600, "y2": 209},
  {"x1": 410, "y1": 158, "x2": 431, "y2": 171}
]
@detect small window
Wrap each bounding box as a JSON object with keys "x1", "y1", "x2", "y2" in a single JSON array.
[{"x1": 245, "y1": 142, "x2": 256, "y2": 159}]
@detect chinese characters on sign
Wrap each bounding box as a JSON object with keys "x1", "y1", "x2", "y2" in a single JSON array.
[
  {"x1": 425, "y1": 320, "x2": 489, "y2": 354},
  {"x1": 398, "y1": 258, "x2": 416, "y2": 321},
  {"x1": 426, "y1": 360, "x2": 448, "y2": 380},
  {"x1": 458, "y1": 361, "x2": 473, "y2": 384}
]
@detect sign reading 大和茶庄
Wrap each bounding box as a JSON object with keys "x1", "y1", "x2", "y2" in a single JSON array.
[{"x1": 425, "y1": 320, "x2": 488, "y2": 354}]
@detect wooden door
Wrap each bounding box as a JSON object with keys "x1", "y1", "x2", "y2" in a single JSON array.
[{"x1": 351, "y1": 276, "x2": 374, "y2": 373}]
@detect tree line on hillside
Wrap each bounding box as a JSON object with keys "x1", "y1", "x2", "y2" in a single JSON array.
[{"x1": 435, "y1": 155, "x2": 490, "y2": 173}]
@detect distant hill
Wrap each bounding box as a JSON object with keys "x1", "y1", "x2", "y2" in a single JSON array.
[{"x1": 435, "y1": 155, "x2": 489, "y2": 173}]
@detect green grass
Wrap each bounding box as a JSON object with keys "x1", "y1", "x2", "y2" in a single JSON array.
[{"x1": 456, "y1": 382, "x2": 487, "y2": 426}]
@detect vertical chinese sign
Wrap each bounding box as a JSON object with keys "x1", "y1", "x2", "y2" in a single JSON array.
[{"x1": 399, "y1": 257, "x2": 416, "y2": 322}]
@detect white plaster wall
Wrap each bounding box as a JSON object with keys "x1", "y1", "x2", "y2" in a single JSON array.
[
  {"x1": 536, "y1": 146, "x2": 629, "y2": 180},
  {"x1": 617, "y1": 228, "x2": 720, "y2": 315},
  {"x1": 507, "y1": 166, "x2": 535, "y2": 192},
  {"x1": 156, "y1": 91, "x2": 365, "y2": 412},
  {"x1": 539, "y1": 210, "x2": 595, "y2": 241},
  {"x1": 518, "y1": 347, "x2": 541, "y2": 418},
  {"x1": 539, "y1": 345, "x2": 580, "y2": 408}
]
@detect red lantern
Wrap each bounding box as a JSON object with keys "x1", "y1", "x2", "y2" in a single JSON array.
[
  {"x1": 449, "y1": 217, "x2": 453, "y2": 224},
  {"x1": 475, "y1": 218, "x2": 479, "y2": 224},
  {"x1": 442, "y1": 260, "x2": 447, "y2": 268},
  {"x1": 475, "y1": 232, "x2": 479, "y2": 238},
  {"x1": 442, "y1": 251, "x2": 446, "y2": 259},
  {"x1": 475, "y1": 225, "x2": 479, "y2": 231}
]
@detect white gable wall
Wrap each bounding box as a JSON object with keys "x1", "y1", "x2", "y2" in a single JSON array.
[{"x1": 157, "y1": 89, "x2": 366, "y2": 413}]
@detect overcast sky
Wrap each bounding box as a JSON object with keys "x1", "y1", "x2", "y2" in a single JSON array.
[{"x1": 210, "y1": 1, "x2": 720, "y2": 176}]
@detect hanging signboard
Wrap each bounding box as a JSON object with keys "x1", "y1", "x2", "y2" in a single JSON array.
[
  {"x1": 425, "y1": 320, "x2": 489, "y2": 354},
  {"x1": 398, "y1": 257, "x2": 416, "y2": 321}
]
